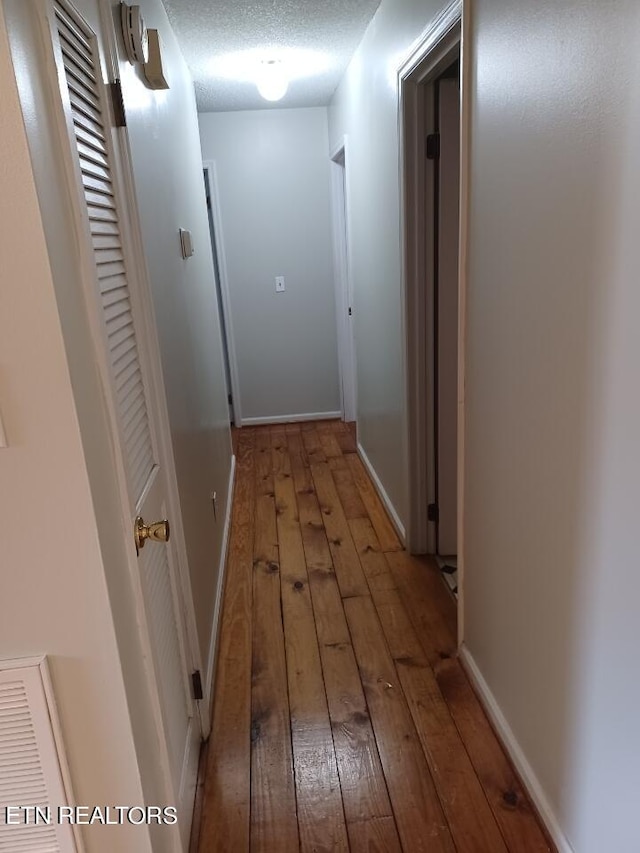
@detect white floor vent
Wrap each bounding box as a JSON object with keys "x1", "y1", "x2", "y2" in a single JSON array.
[{"x1": 0, "y1": 658, "x2": 80, "y2": 852}]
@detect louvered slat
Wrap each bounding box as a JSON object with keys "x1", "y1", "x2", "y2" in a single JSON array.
[
  {"x1": 54, "y1": 4, "x2": 92, "y2": 53},
  {"x1": 81, "y1": 171, "x2": 113, "y2": 199},
  {"x1": 0, "y1": 673, "x2": 66, "y2": 853},
  {"x1": 55, "y1": 0, "x2": 154, "y2": 501},
  {"x1": 82, "y1": 158, "x2": 111, "y2": 183},
  {"x1": 95, "y1": 250, "x2": 124, "y2": 270},
  {"x1": 74, "y1": 125, "x2": 108, "y2": 157}
]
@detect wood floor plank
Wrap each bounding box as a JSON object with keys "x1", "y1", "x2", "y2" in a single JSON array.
[
  {"x1": 316, "y1": 419, "x2": 342, "y2": 433},
  {"x1": 347, "y1": 816, "x2": 403, "y2": 853},
  {"x1": 301, "y1": 426, "x2": 327, "y2": 463},
  {"x1": 274, "y1": 434, "x2": 349, "y2": 853},
  {"x1": 290, "y1": 444, "x2": 399, "y2": 848},
  {"x1": 318, "y1": 430, "x2": 343, "y2": 459},
  {"x1": 385, "y1": 550, "x2": 457, "y2": 666},
  {"x1": 335, "y1": 428, "x2": 358, "y2": 455},
  {"x1": 397, "y1": 659, "x2": 510, "y2": 853},
  {"x1": 310, "y1": 462, "x2": 370, "y2": 598},
  {"x1": 286, "y1": 431, "x2": 309, "y2": 477},
  {"x1": 319, "y1": 641, "x2": 399, "y2": 838},
  {"x1": 351, "y1": 522, "x2": 520, "y2": 852},
  {"x1": 250, "y1": 428, "x2": 298, "y2": 852},
  {"x1": 346, "y1": 455, "x2": 403, "y2": 551},
  {"x1": 436, "y1": 657, "x2": 553, "y2": 853},
  {"x1": 348, "y1": 518, "x2": 431, "y2": 662},
  {"x1": 199, "y1": 431, "x2": 254, "y2": 853},
  {"x1": 348, "y1": 518, "x2": 397, "y2": 595},
  {"x1": 344, "y1": 595, "x2": 455, "y2": 853},
  {"x1": 330, "y1": 463, "x2": 368, "y2": 520},
  {"x1": 298, "y1": 510, "x2": 348, "y2": 647}
]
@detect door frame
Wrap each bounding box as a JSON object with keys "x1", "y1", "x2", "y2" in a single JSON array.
[
  {"x1": 330, "y1": 137, "x2": 357, "y2": 423},
  {"x1": 398, "y1": 0, "x2": 469, "y2": 645},
  {"x1": 203, "y1": 161, "x2": 243, "y2": 426},
  {"x1": 33, "y1": 0, "x2": 208, "y2": 835}
]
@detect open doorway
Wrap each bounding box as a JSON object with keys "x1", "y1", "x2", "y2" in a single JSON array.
[
  {"x1": 399, "y1": 2, "x2": 466, "y2": 614},
  {"x1": 330, "y1": 141, "x2": 357, "y2": 424},
  {"x1": 203, "y1": 163, "x2": 240, "y2": 425},
  {"x1": 430, "y1": 59, "x2": 460, "y2": 593}
]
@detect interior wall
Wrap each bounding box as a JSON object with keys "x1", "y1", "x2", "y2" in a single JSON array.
[
  {"x1": 198, "y1": 107, "x2": 341, "y2": 423},
  {"x1": 464, "y1": 1, "x2": 640, "y2": 850},
  {"x1": 328, "y1": 0, "x2": 448, "y2": 527},
  {"x1": 0, "y1": 4, "x2": 156, "y2": 850},
  {"x1": 116, "y1": 0, "x2": 233, "y2": 667},
  {"x1": 3, "y1": 0, "x2": 237, "y2": 844},
  {"x1": 331, "y1": 0, "x2": 640, "y2": 850}
]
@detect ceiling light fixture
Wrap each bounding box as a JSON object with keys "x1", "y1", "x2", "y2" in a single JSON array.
[{"x1": 256, "y1": 60, "x2": 288, "y2": 102}]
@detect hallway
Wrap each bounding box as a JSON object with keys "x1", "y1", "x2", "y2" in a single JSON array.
[{"x1": 195, "y1": 420, "x2": 552, "y2": 852}]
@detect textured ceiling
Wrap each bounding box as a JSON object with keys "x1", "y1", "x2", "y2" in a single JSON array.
[{"x1": 161, "y1": 0, "x2": 381, "y2": 113}]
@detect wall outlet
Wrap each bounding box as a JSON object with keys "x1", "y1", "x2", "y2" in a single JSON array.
[{"x1": 275, "y1": 276, "x2": 285, "y2": 292}]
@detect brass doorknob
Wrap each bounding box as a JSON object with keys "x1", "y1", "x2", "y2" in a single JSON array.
[{"x1": 134, "y1": 516, "x2": 170, "y2": 554}]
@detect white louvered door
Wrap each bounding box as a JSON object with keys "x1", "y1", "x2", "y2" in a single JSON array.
[{"x1": 45, "y1": 2, "x2": 201, "y2": 845}]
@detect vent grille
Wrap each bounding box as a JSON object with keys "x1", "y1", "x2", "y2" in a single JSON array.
[{"x1": 0, "y1": 663, "x2": 77, "y2": 852}]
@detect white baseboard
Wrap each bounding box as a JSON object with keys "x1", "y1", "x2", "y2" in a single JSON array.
[
  {"x1": 241, "y1": 410, "x2": 342, "y2": 426},
  {"x1": 203, "y1": 454, "x2": 236, "y2": 725},
  {"x1": 356, "y1": 441, "x2": 406, "y2": 543},
  {"x1": 459, "y1": 645, "x2": 573, "y2": 853}
]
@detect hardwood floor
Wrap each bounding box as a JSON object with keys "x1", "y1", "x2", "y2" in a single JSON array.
[{"x1": 197, "y1": 420, "x2": 553, "y2": 853}]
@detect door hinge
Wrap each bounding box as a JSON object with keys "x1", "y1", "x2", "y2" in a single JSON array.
[
  {"x1": 348, "y1": 307, "x2": 352, "y2": 316},
  {"x1": 109, "y1": 80, "x2": 127, "y2": 128},
  {"x1": 228, "y1": 393, "x2": 233, "y2": 405},
  {"x1": 426, "y1": 133, "x2": 440, "y2": 160},
  {"x1": 427, "y1": 503, "x2": 439, "y2": 522},
  {"x1": 191, "y1": 670, "x2": 203, "y2": 702}
]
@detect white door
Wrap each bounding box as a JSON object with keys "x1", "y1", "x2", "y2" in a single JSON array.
[
  {"x1": 45, "y1": 1, "x2": 201, "y2": 844},
  {"x1": 436, "y1": 75, "x2": 460, "y2": 556}
]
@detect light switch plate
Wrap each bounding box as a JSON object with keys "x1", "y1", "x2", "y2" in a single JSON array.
[
  {"x1": 275, "y1": 275, "x2": 285, "y2": 292},
  {"x1": 179, "y1": 228, "x2": 194, "y2": 259},
  {"x1": 0, "y1": 409, "x2": 7, "y2": 448}
]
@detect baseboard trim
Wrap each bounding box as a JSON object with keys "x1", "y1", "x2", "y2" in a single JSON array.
[
  {"x1": 356, "y1": 441, "x2": 406, "y2": 543},
  {"x1": 458, "y1": 645, "x2": 574, "y2": 853},
  {"x1": 242, "y1": 411, "x2": 342, "y2": 426},
  {"x1": 203, "y1": 453, "x2": 236, "y2": 725}
]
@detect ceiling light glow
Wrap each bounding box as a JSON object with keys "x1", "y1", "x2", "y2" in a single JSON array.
[
  {"x1": 257, "y1": 60, "x2": 288, "y2": 101},
  {"x1": 207, "y1": 47, "x2": 334, "y2": 88}
]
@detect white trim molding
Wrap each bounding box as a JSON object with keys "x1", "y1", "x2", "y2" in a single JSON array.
[
  {"x1": 357, "y1": 442, "x2": 406, "y2": 543},
  {"x1": 459, "y1": 645, "x2": 574, "y2": 853},
  {"x1": 242, "y1": 411, "x2": 342, "y2": 426},
  {"x1": 203, "y1": 453, "x2": 236, "y2": 730}
]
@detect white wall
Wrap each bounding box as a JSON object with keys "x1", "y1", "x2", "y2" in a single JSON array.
[
  {"x1": 330, "y1": 0, "x2": 640, "y2": 850},
  {"x1": 3, "y1": 0, "x2": 235, "y2": 847},
  {"x1": 199, "y1": 107, "x2": 341, "y2": 423},
  {"x1": 464, "y1": 1, "x2": 640, "y2": 850},
  {"x1": 329, "y1": 0, "x2": 448, "y2": 525},
  {"x1": 119, "y1": 0, "x2": 233, "y2": 667}
]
